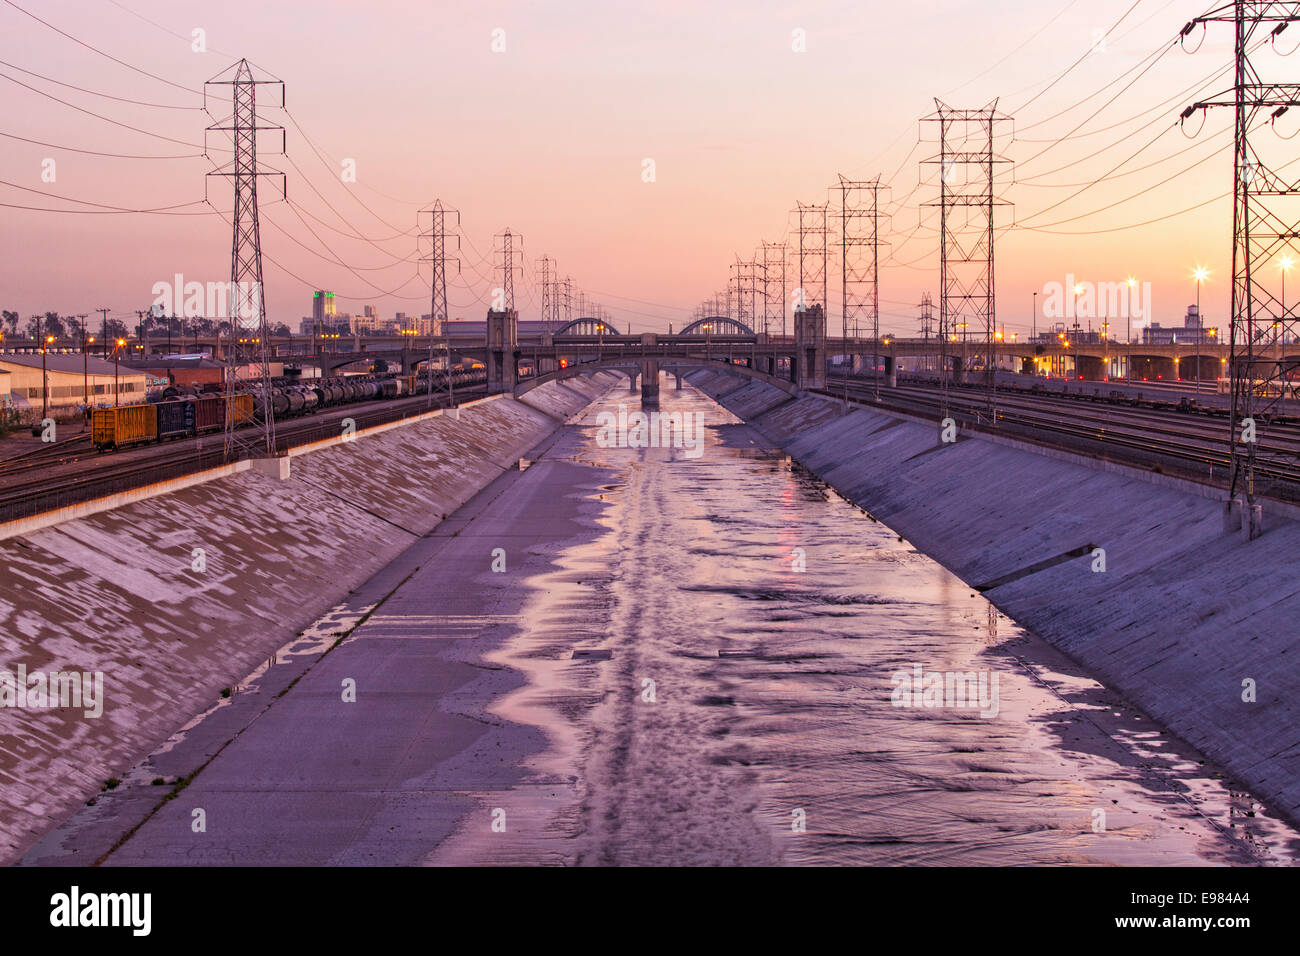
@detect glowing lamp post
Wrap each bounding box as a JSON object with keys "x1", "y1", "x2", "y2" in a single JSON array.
[
  {"x1": 114, "y1": 338, "x2": 126, "y2": 407},
  {"x1": 1193, "y1": 267, "x2": 1209, "y2": 393}
]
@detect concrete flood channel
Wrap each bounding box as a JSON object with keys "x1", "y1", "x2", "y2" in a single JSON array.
[{"x1": 17, "y1": 375, "x2": 1300, "y2": 865}]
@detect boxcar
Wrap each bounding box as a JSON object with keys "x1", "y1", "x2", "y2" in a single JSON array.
[
  {"x1": 227, "y1": 393, "x2": 254, "y2": 426},
  {"x1": 192, "y1": 395, "x2": 224, "y2": 434},
  {"x1": 91, "y1": 404, "x2": 158, "y2": 451},
  {"x1": 155, "y1": 400, "x2": 196, "y2": 441}
]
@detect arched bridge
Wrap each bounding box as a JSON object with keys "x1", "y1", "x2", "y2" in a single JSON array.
[
  {"x1": 678, "y1": 316, "x2": 755, "y2": 336},
  {"x1": 553, "y1": 317, "x2": 622, "y2": 336}
]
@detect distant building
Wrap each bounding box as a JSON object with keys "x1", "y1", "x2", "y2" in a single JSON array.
[
  {"x1": 444, "y1": 319, "x2": 556, "y2": 337},
  {"x1": 311, "y1": 290, "x2": 336, "y2": 326},
  {"x1": 350, "y1": 312, "x2": 380, "y2": 334},
  {"x1": 1143, "y1": 305, "x2": 1218, "y2": 345}
]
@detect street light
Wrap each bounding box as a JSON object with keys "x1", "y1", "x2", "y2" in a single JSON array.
[
  {"x1": 1126, "y1": 277, "x2": 1137, "y2": 381},
  {"x1": 1193, "y1": 266, "x2": 1209, "y2": 394},
  {"x1": 1280, "y1": 256, "x2": 1293, "y2": 385},
  {"x1": 82, "y1": 331, "x2": 95, "y2": 415},
  {"x1": 114, "y1": 338, "x2": 126, "y2": 407},
  {"x1": 41, "y1": 333, "x2": 55, "y2": 421}
]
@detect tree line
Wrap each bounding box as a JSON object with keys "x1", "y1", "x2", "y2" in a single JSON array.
[{"x1": 1, "y1": 311, "x2": 293, "y2": 344}]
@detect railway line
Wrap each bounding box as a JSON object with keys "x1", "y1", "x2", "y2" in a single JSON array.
[
  {"x1": 818, "y1": 376, "x2": 1300, "y2": 503},
  {"x1": 0, "y1": 381, "x2": 488, "y2": 526}
]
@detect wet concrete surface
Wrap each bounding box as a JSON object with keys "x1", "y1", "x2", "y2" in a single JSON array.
[{"x1": 24, "y1": 379, "x2": 1300, "y2": 865}]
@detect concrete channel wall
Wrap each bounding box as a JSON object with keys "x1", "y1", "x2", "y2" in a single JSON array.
[
  {"x1": 0, "y1": 373, "x2": 618, "y2": 863},
  {"x1": 686, "y1": 368, "x2": 1300, "y2": 827}
]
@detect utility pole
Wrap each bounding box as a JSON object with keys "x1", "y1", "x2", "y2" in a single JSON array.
[
  {"x1": 96, "y1": 307, "x2": 110, "y2": 359},
  {"x1": 922, "y1": 99, "x2": 1013, "y2": 421},
  {"x1": 206, "y1": 58, "x2": 285, "y2": 461},
  {"x1": 135, "y1": 310, "x2": 147, "y2": 360},
  {"x1": 38, "y1": 315, "x2": 49, "y2": 422},
  {"x1": 420, "y1": 200, "x2": 460, "y2": 407},
  {"x1": 78, "y1": 314, "x2": 91, "y2": 413},
  {"x1": 1182, "y1": 2, "x2": 1300, "y2": 533}
]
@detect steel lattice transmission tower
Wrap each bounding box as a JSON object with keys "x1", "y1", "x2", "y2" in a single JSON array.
[
  {"x1": 730, "y1": 258, "x2": 757, "y2": 327},
  {"x1": 921, "y1": 100, "x2": 1013, "y2": 416},
  {"x1": 538, "y1": 256, "x2": 557, "y2": 331},
  {"x1": 760, "y1": 241, "x2": 787, "y2": 337},
  {"x1": 419, "y1": 200, "x2": 460, "y2": 407},
  {"x1": 794, "y1": 202, "x2": 829, "y2": 316},
  {"x1": 836, "y1": 175, "x2": 889, "y2": 396},
  {"x1": 1183, "y1": 2, "x2": 1300, "y2": 532},
  {"x1": 494, "y1": 230, "x2": 522, "y2": 313},
  {"x1": 205, "y1": 59, "x2": 284, "y2": 460}
]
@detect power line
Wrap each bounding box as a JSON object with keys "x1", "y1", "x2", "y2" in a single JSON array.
[
  {"x1": 0, "y1": 69, "x2": 215, "y2": 150},
  {"x1": 0, "y1": 129, "x2": 202, "y2": 160},
  {"x1": 2, "y1": 0, "x2": 201, "y2": 95},
  {"x1": 0, "y1": 56, "x2": 200, "y2": 109}
]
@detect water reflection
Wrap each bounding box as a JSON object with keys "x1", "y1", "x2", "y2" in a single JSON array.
[{"x1": 438, "y1": 379, "x2": 1300, "y2": 866}]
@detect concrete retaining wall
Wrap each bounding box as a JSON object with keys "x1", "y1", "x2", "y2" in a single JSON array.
[
  {"x1": 687, "y1": 369, "x2": 1300, "y2": 826},
  {"x1": 0, "y1": 373, "x2": 618, "y2": 862}
]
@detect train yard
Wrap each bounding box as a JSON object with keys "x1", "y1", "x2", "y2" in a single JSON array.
[
  {"x1": 0, "y1": 369, "x2": 488, "y2": 525},
  {"x1": 8, "y1": 364, "x2": 1300, "y2": 528},
  {"x1": 818, "y1": 374, "x2": 1300, "y2": 504}
]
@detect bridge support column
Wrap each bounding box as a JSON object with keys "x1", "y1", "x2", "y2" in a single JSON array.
[
  {"x1": 486, "y1": 308, "x2": 519, "y2": 394},
  {"x1": 884, "y1": 355, "x2": 896, "y2": 388},
  {"x1": 538, "y1": 332, "x2": 557, "y2": 375},
  {"x1": 1131, "y1": 355, "x2": 1176, "y2": 382},
  {"x1": 793, "y1": 304, "x2": 827, "y2": 390},
  {"x1": 641, "y1": 360, "x2": 660, "y2": 406},
  {"x1": 627, "y1": 371, "x2": 639, "y2": 393},
  {"x1": 675, "y1": 371, "x2": 683, "y2": 390},
  {"x1": 1076, "y1": 354, "x2": 1106, "y2": 381}
]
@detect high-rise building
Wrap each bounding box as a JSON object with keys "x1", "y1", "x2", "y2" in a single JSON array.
[{"x1": 311, "y1": 291, "x2": 336, "y2": 327}]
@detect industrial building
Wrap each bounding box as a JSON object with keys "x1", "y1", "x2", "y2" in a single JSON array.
[
  {"x1": 0, "y1": 352, "x2": 147, "y2": 418},
  {"x1": 122, "y1": 355, "x2": 227, "y2": 391}
]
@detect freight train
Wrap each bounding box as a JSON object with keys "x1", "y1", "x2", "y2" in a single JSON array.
[
  {"x1": 91, "y1": 368, "x2": 485, "y2": 451},
  {"x1": 91, "y1": 393, "x2": 255, "y2": 451}
]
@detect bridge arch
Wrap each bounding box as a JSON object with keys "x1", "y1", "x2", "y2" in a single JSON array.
[
  {"x1": 553, "y1": 317, "x2": 622, "y2": 336},
  {"x1": 678, "y1": 316, "x2": 755, "y2": 336}
]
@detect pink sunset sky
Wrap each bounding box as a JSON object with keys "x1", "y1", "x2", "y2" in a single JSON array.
[{"x1": 0, "y1": 0, "x2": 1284, "y2": 336}]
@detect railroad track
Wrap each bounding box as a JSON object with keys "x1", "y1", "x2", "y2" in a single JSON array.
[
  {"x1": 0, "y1": 433, "x2": 94, "y2": 478},
  {"x1": 817, "y1": 378, "x2": 1300, "y2": 502},
  {"x1": 888, "y1": 383, "x2": 1300, "y2": 453},
  {"x1": 0, "y1": 385, "x2": 489, "y2": 526}
]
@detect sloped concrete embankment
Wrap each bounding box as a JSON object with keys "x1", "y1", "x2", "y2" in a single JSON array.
[
  {"x1": 0, "y1": 373, "x2": 618, "y2": 863},
  {"x1": 687, "y1": 368, "x2": 1300, "y2": 826}
]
